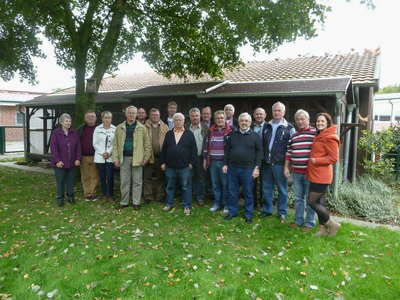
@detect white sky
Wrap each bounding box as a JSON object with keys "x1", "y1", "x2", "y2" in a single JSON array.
[{"x1": 1, "y1": 0, "x2": 399, "y2": 93}]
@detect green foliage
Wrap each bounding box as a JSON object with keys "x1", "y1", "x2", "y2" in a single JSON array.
[
  {"x1": 377, "y1": 84, "x2": 400, "y2": 94},
  {"x1": 0, "y1": 1, "x2": 45, "y2": 83},
  {"x1": 358, "y1": 128, "x2": 395, "y2": 178},
  {"x1": 329, "y1": 175, "x2": 399, "y2": 222}
]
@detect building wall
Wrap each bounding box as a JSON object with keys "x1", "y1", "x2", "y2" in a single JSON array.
[{"x1": 0, "y1": 106, "x2": 24, "y2": 142}]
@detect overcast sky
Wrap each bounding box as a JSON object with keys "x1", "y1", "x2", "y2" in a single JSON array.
[{"x1": 1, "y1": 0, "x2": 399, "y2": 93}]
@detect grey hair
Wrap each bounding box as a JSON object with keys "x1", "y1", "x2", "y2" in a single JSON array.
[
  {"x1": 101, "y1": 111, "x2": 112, "y2": 118},
  {"x1": 59, "y1": 113, "x2": 71, "y2": 123},
  {"x1": 294, "y1": 109, "x2": 309, "y2": 120},
  {"x1": 214, "y1": 110, "x2": 226, "y2": 118},
  {"x1": 272, "y1": 101, "x2": 285, "y2": 111},
  {"x1": 125, "y1": 105, "x2": 137, "y2": 114},
  {"x1": 189, "y1": 107, "x2": 200, "y2": 115},
  {"x1": 224, "y1": 104, "x2": 235, "y2": 113},
  {"x1": 239, "y1": 112, "x2": 252, "y2": 123},
  {"x1": 202, "y1": 106, "x2": 212, "y2": 113},
  {"x1": 173, "y1": 112, "x2": 185, "y2": 121}
]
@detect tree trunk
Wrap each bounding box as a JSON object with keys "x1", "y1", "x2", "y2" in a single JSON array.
[{"x1": 74, "y1": 57, "x2": 96, "y2": 127}]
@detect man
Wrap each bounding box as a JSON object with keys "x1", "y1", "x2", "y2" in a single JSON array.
[
  {"x1": 137, "y1": 108, "x2": 147, "y2": 124},
  {"x1": 203, "y1": 110, "x2": 235, "y2": 214},
  {"x1": 77, "y1": 110, "x2": 99, "y2": 201},
  {"x1": 163, "y1": 101, "x2": 178, "y2": 130},
  {"x1": 201, "y1": 106, "x2": 214, "y2": 128},
  {"x1": 112, "y1": 105, "x2": 151, "y2": 210},
  {"x1": 251, "y1": 107, "x2": 267, "y2": 211},
  {"x1": 185, "y1": 108, "x2": 209, "y2": 206},
  {"x1": 143, "y1": 108, "x2": 169, "y2": 204},
  {"x1": 224, "y1": 104, "x2": 239, "y2": 128},
  {"x1": 223, "y1": 113, "x2": 263, "y2": 224},
  {"x1": 201, "y1": 106, "x2": 215, "y2": 199},
  {"x1": 260, "y1": 102, "x2": 295, "y2": 222},
  {"x1": 284, "y1": 109, "x2": 317, "y2": 232},
  {"x1": 161, "y1": 113, "x2": 197, "y2": 215}
]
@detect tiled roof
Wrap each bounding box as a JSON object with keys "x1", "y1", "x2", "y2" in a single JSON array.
[
  {"x1": 0, "y1": 90, "x2": 45, "y2": 102},
  {"x1": 56, "y1": 51, "x2": 380, "y2": 94}
]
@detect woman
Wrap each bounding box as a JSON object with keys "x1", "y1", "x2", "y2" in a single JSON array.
[
  {"x1": 50, "y1": 114, "x2": 81, "y2": 207},
  {"x1": 93, "y1": 111, "x2": 116, "y2": 204},
  {"x1": 306, "y1": 113, "x2": 341, "y2": 237}
]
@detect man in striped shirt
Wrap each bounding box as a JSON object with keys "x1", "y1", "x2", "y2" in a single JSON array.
[
  {"x1": 284, "y1": 109, "x2": 317, "y2": 232},
  {"x1": 203, "y1": 110, "x2": 235, "y2": 213}
]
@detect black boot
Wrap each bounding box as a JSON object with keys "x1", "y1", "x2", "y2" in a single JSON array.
[{"x1": 68, "y1": 198, "x2": 76, "y2": 205}]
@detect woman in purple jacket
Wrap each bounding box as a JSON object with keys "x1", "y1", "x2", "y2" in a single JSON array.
[{"x1": 50, "y1": 114, "x2": 82, "y2": 206}]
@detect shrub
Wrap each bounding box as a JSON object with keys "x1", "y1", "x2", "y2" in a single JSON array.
[{"x1": 327, "y1": 175, "x2": 399, "y2": 222}]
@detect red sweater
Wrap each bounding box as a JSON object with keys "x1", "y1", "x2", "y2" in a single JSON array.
[{"x1": 306, "y1": 125, "x2": 340, "y2": 184}]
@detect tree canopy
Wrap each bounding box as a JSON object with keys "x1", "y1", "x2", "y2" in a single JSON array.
[
  {"x1": 377, "y1": 84, "x2": 400, "y2": 94},
  {"x1": 0, "y1": 1, "x2": 44, "y2": 84},
  {"x1": 1, "y1": 0, "x2": 330, "y2": 124}
]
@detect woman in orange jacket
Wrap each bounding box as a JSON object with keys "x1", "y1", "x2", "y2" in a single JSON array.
[{"x1": 306, "y1": 113, "x2": 341, "y2": 237}]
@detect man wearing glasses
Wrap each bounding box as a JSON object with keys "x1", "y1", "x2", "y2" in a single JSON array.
[{"x1": 77, "y1": 110, "x2": 99, "y2": 201}]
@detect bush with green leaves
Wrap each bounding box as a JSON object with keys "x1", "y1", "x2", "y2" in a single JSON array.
[
  {"x1": 358, "y1": 128, "x2": 395, "y2": 179},
  {"x1": 327, "y1": 175, "x2": 399, "y2": 222}
]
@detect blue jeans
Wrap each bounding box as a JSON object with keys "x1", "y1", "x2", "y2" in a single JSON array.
[
  {"x1": 97, "y1": 162, "x2": 114, "y2": 197},
  {"x1": 261, "y1": 163, "x2": 288, "y2": 216},
  {"x1": 191, "y1": 156, "x2": 205, "y2": 202},
  {"x1": 209, "y1": 159, "x2": 229, "y2": 208},
  {"x1": 54, "y1": 167, "x2": 76, "y2": 202},
  {"x1": 293, "y1": 172, "x2": 316, "y2": 227},
  {"x1": 165, "y1": 167, "x2": 192, "y2": 209},
  {"x1": 227, "y1": 166, "x2": 254, "y2": 218}
]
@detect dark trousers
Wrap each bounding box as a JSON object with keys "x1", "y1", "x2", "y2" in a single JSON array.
[
  {"x1": 54, "y1": 167, "x2": 76, "y2": 203},
  {"x1": 97, "y1": 162, "x2": 114, "y2": 197}
]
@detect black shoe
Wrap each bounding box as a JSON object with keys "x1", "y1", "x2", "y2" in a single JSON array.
[
  {"x1": 144, "y1": 199, "x2": 151, "y2": 204},
  {"x1": 68, "y1": 199, "x2": 76, "y2": 204},
  {"x1": 57, "y1": 200, "x2": 64, "y2": 207},
  {"x1": 258, "y1": 212, "x2": 272, "y2": 218},
  {"x1": 133, "y1": 204, "x2": 141, "y2": 210},
  {"x1": 278, "y1": 215, "x2": 286, "y2": 222},
  {"x1": 224, "y1": 215, "x2": 236, "y2": 221},
  {"x1": 116, "y1": 204, "x2": 129, "y2": 210},
  {"x1": 245, "y1": 217, "x2": 253, "y2": 224}
]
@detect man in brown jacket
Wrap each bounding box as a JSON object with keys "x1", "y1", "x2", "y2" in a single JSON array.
[{"x1": 143, "y1": 108, "x2": 169, "y2": 203}]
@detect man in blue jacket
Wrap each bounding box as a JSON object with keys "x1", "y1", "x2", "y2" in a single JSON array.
[{"x1": 260, "y1": 102, "x2": 295, "y2": 222}]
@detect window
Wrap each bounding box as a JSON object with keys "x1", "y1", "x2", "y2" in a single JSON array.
[{"x1": 15, "y1": 112, "x2": 24, "y2": 125}]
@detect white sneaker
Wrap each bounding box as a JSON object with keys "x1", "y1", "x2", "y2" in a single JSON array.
[
  {"x1": 184, "y1": 208, "x2": 191, "y2": 215},
  {"x1": 209, "y1": 205, "x2": 220, "y2": 212},
  {"x1": 223, "y1": 206, "x2": 229, "y2": 214}
]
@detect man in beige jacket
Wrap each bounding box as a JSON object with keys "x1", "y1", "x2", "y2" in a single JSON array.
[
  {"x1": 112, "y1": 106, "x2": 151, "y2": 210},
  {"x1": 143, "y1": 108, "x2": 169, "y2": 204}
]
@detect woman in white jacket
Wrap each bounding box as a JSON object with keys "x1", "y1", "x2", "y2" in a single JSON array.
[{"x1": 93, "y1": 111, "x2": 116, "y2": 204}]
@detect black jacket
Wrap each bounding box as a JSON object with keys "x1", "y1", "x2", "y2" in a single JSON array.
[{"x1": 262, "y1": 119, "x2": 294, "y2": 164}]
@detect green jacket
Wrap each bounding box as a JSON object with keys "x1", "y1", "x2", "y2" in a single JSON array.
[{"x1": 112, "y1": 121, "x2": 151, "y2": 166}]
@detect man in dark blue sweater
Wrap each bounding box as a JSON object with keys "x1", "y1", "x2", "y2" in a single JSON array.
[
  {"x1": 161, "y1": 113, "x2": 197, "y2": 215},
  {"x1": 222, "y1": 113, "x2": 263, "y2": 223}
]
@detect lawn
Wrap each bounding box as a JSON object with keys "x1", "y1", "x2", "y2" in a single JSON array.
[{"x1": 0, "y1": 165, "x2": 399, "y2": 299}]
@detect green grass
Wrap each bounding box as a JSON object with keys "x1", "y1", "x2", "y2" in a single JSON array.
[{"x1": 0, "y1": 166, "x2": 399, "y2": 299}]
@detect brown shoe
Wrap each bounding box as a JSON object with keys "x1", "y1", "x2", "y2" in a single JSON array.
[
  {"x1": 301, "y1": 226, "x2": 313, "y2": 232},
  {"x1": 256, "y1": 206, "x2": 264, "y2": 212},
  {"x1": 289, "y1": 222, "x2": 300, "y2": 228},
  {"x1": 133, "y1": 204, "x2": 141, "y2": 210},
  {"x1": 198, "y1": 201, "x2": 205, "y2": 206},
  {"x1": 108, "y1": 197, "x2": 115, "y2": 204},
  {"x1": 101, "y1": 196, "x2": 108, "y2": 203},
  {"x1": 116, "y1": 204, "x2": 129, "y2": 210}
]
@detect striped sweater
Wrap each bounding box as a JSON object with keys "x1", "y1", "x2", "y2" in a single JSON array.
[{"x1": 285, "y1": 126, "x2": 316, "y2": 174}]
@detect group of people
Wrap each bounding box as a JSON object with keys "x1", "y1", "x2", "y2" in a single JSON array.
[{"x1": 50, "y1": 100, "x2": 342, "y2": 237}]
